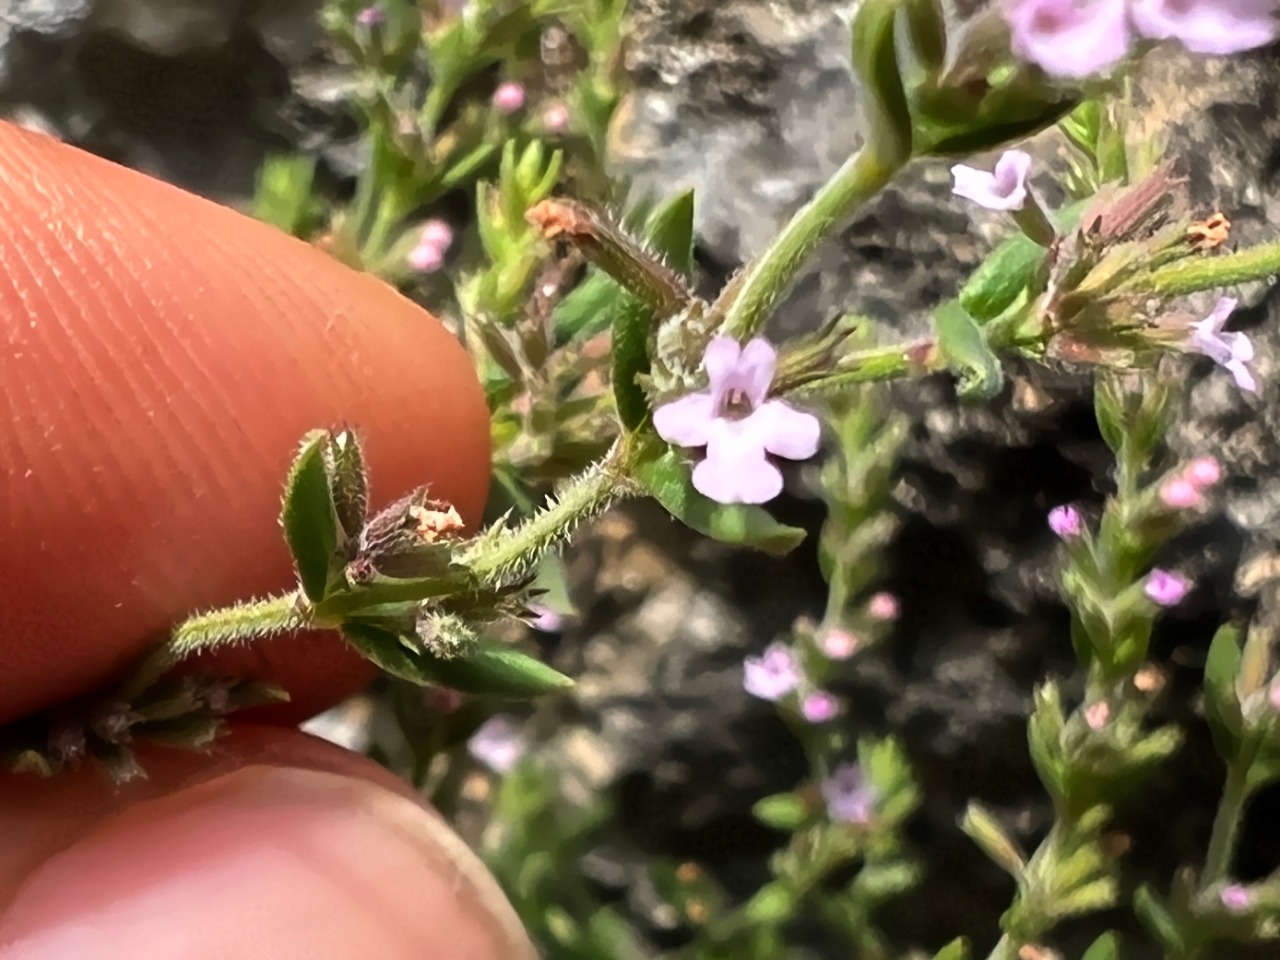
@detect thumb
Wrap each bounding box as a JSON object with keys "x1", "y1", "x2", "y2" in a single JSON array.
[{"x1": 0, "y1": 121, "x2": 490, "y2": 724}]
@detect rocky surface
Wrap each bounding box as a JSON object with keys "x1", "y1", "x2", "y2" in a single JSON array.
[{"x1": 6, "y1": 0, "x2": 1280, "y2": 955}]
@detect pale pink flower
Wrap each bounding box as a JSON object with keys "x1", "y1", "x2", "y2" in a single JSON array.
[
  {"x1": 492, "y1": 81, "x2": 526, "y2": 114},
  {"x1": 1221, "y1": 884, "x2": 1253, "y2": 913},
  {"x1": 529, "y1": 604, "x2": 564, "y2": 633},
  {"x1": 1160, "y1": 477, "x2": 1204, "y2": 510},
  {"x1": 867, "y1": 592, "x2": 900, "y2": 622},
  {"x1": 1184, "y1": 456, "x2": 1222, "y2": 489},
  {"x1": 407, "y1": 243, "x2": 445, "y2": 272},
  {"x1": 543, "y1": 102, "x2": 570, "y2": 134},
  {"x1": 802, "y1": 691, "x2": 840, "y2": 723},
  {"x1": 1084, "y1": 701, "x2": 1110, "y2": 731},
  {"x1": 1131, "y1": 0, "x2": 1277, "y2": 54},
  {"x1": 819, "y1": 628, "x2": 860, "y2": 660},
  {"x1": 951, "y1": 150, "x2": 1033, "y2": 211},
  {"x1": 1186, "y1": 297, "x2": 1257, "y2": 393},
  {"x1": 743, "y1": 643, "x2": 803, "y2": 702},
  {"x1": 419, "y1": 218, "x2": 454, "y2": 252},
  {"x1": 653, "y1": 337, "x2": 821, "y2": 505},
  {"x1": 356, "y1": 5, "x2": 384, "y2": 26}
]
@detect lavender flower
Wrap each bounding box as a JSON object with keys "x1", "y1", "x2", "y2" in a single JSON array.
[
  {"x1": 822, "y1": 763, "x2": 878, "y2": 824},
  {"x1": 1004, "y1": 0, "x2": 1131, "y2": 77},
  {"x1": 743, "y1": 643, "x2": 803, "y2": 701},
  {"x1": 653, "y1": 337, "x2": 821, "y2": 505},
  {"x1": 1145, "y1": 569, "x2": 1191, "y2": 607},
  {"x1": 1047, "y1": 505, "x2": 1084, "y2": 539},
  {"x1": 1131, "y1": 0, "x2": 1277, "y2": 54},
  {"x1": 1185, "y1": 456, "x2": 1222, "y2": 488},
  {"x1": 356, "y1": 5, "x2": 384, "y2": 26},
  {"x1": 492, "y1": 81, "x2": 526, "y2": 114},
  {"x1": 1221, "y1": 883, "x2": 1253, "y2": 913},
  {"x1": 1186, "y1": 297, "x2": 1258, "y2": 393},
  {"x1": 951, "y1": 150, "x2": 1033, "y2": 211},
  {"x1": 802, "y1": 691, "x2": 840, "y2": 723},
  {"x1": 468, "y1": 714, "x2": 527, "y2": 773}
]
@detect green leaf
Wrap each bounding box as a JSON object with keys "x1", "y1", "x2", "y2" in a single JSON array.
[
  {"x1": 752, "y1": 793, "x2": 809, "y2": 831},
  {"x1": 1204, "y1": 624, "x2": 1245, "y2": 762},
  {"x1": 634, "y1": 449, "x2": 806, "y2": 557},
  {"x1": 1133, "y1": 885, "x2": 1187, "y2": 957},
  {"x1": 342, "y1": 623, "x2": 574, "y2": 696},
  {"x1": 281, "y1": 430, "x2": 341, "y2": 602},
  {"x1": 326, "y1": 429, "x2": 369, "y2": 542},
  {"x1": 611, "y1": 189, "x2": 697, "y2": 432},
  {"x1": 850, "y1": 0, "x2": 912, "y2": 167},
  {"x1": 1082, "y1": 931, "x2": 1122, "y2": 960},
  {"x1": 934, "y1": 300, "x2": 1004, "y2": 400},
  {"x1": 743, "y1": 882, "x2": 795, "y2": 926},
  {"x1": 552, "y1": 269, "x2": 624, "y2": 344},
  {"x1": 419, "y1": 644, "x2": 575, "y2": 697},
  {"x1": 933, "y1": 938, "x2": 971, "y2": 960},
  {"x1": 645, "y1": 188, "x2": 696, "y2": 277}
]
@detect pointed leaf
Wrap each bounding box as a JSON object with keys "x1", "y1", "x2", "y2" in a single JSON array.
[
  {"x1": 933, "y1": 938, "x2": 970, "y2": 960},
  {"x1": 281, "y1": 430, "x2": 341, "y2": 602},
  {"x1": 645, "y1": 189, "x2": 696, "y2": 277},
  {"x1": 934, "y1": 301, "x2": 1004, "y2": 400},
  {"x1": 635, "y1": 450, "x2": 806, "y2": 557},
  {"x1": 613, "y1": 296, "x2": 653, "y2": 431},
  {"x1": 1204, "y1": 624, "x2": 1245, "y2": 762},
  {"x1": 422, "y1": 644, "x2": 575, "y2": 697},
  {"x1": 342, "y1": 622, "x2": 439, "y2": 685},
  {"x1": 1082, "y1": 931, "x2": 1122, "y2": 960},
  {"x1": 1133, "y1": 885, "x2": 1187, "y2": 957},
  {"x1": 753, "y1": 793, "x2": 809, "y2": 831}
]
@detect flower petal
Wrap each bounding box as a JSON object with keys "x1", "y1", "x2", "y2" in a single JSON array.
[
  {"x1": 653, "y1": 392, "x2": 716, "y2": 448},
  {"x1": 1227, "y1": 359, "x2": 1258, "y2": 394},
  {"x1": 735, "y1": 338, "x2": 778, "y2": 408},
  {"x1": 1131, "y1": 0, "x2": 1277, "y2": 53},
  {"x1": 1005, "y1": 0, "x2": 1131, "y2": 78},
  {"x1": 694, "y1": 419, "x2": 782, "y2": 504},
  {"x1": 752, "y1": 400, "x2": 822, "y2": 461},
  {"x1": 702, "y1": 336, "x2": 742, "y2": 407}
]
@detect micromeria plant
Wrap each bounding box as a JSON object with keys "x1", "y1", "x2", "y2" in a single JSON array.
[{"x1": 8, "y1": 0, "x2": 1280, "y2": 955}]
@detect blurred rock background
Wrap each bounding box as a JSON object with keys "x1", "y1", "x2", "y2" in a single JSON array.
[{"x1": 6, "y1": 0, "x2": 1280, "y2": 955}]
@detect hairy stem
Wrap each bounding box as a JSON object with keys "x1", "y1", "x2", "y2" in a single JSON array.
[
  {"x1": 168, "y1": 591, "x2": 311, "y2": 662},
  {"x1": 718, "y1": 148, "x2": 904, "y2": 340},
  {"x1": 1126, "y1": 238, "x2": 1280, "y2": 298}
]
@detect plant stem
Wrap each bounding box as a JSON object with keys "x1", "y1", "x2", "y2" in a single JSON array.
[
  {"x1": 463, "y1": 442, "x2": 630, "y2": 586},
  {"x1": 168, "y1": 591, "x2": 311, "y2": 662},
  {"x1": 1125, "y1": 238, "x2": 1280, "y2": 298},
  {"x1": 1200, "y1": 763, "x2": 1249, "y2": 891},
  {"x1": 719, "y1": 147, "x2": 904, "y2": 340}
]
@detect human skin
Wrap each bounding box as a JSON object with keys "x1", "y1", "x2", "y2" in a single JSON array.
[{"x1": 0, "y1": 121, "x2": 532, "y2": 957}]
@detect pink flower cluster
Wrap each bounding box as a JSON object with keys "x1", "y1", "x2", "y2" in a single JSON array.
[
  {"x1": 1005, "y1": 0, "x2": 1277, "y2": 79},
  {"x1": 406, "y1": 219, "x2": 454, "y2": 273}
]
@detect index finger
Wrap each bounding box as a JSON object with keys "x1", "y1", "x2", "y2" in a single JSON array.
[{"x1": 0, "y1": 121, "x2": 490, "y2": 724}]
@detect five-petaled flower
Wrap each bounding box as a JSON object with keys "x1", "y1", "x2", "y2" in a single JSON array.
[
  {"x1": 653, "y1": 337, "x2": 821, "y2": 505},
  {"x1": 1186, "y1": 297, "x2": 1258, "y2": 393},
  {"x1": 1145, "y1": 568, "x2": 1191, "y2": 607},
  {"x1": 951, "y1": 150, "x2": 1033, "y2": 211},
  {"x1": 822, "y1": 763, "x2": 878, "y2": 824},
  {"x1": 743, "y1": 642, "x2": 803, "y2": 702}
]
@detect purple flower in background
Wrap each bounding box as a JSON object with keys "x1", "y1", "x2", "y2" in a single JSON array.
[
  {"x1": 492, "y1": 81, "x2": 526, "y2": 114},
  {"x1": 1004, "y1": 0, "x2": 1131, "y2": 77},
  {"x1": 1221, "y1": 884, "x2": 1253, "y2": 913},
  {"x1": 1186, "y1": 297, "x2": 1258, "y2": 393},
  {"x1": 1131, "y1": 0, "x2": 1277, "y2": 54},
  {"x1": 653, "y1": 337, "x2": 821, "y2": 505},
  {"x1": 822, "y1": 763, "x2": 878, "y2": 824},
  {"x1": 407, "y1": 243, "x2": 445, "y2": 272},
  {"x1": 802, "y1": 691, "x2": 840, "y2": 723},
  {"x1": 419, "y1": 218, "x2": 454, "y2": 251},
  {"x1": 867, "y1": 592, "x2": 900, "y2": 622},
  {"x1": 951, "y1": 150, "x2": 1033, "y2": 211},
  {"x1": 743, "y1": 643, "x2": 803, "y2": 702},
  {"x1": 1047, "y1": 505, "x2": 1084, "y2": 539},
  {"x1": 468, "y1": 714, "x2": 527, "y2": 774},
  {"x1": 356, "y1": 5, "x2": 384, "y2": 26},
  {"x1": 1145, "y1": 569, "x2": 1192, "y2": 607}
]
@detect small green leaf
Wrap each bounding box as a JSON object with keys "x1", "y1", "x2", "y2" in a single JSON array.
[
  {"x1": 933, "y1": 937, "x2": 971, "y2": 960},
  {"x1": 1204, "y1": 624, "x2": 1245, "y2": 761},
  {"x1": 645, "y1": 188, "x2": 696, "y2": 277},
  {"x1": 960, "y1": 802, "x2": 1026, "y2": 876},
  {"x1": 635, "y1": 449, "x2": 806, "y2": 557},
  {"x1": 743, "y1": 882, "x2": 795, "y2": 926},
  {"x1": 611, "y1": 190, "x2": 698, "y2": 431},
  {"x1": 1133, "y1": 885, "x2": 1187, "y2": 957},
  {"x1": 281, "y1": 430, "x2": 341, "y2": 602},
  {"x1": 342, "y1": 623, "x2": 573, "y2": 696},
  {"x1": 326, "y1": 430, "x2": 369, "y2": 542},
  {"x1": 552, "y1": 269, "x2": 623, "y2": 344},
  {"x1": 423, "y1": 644, "x2": 575, "y2": 697},
  {"x1": 934, "y1": 300, "x2": 1004, "y2": 400},
  {"x1": 753, "y1": 793, "x2": 809, "y2": 831},
  {"x1": 1082, "y1": 931, "x2": 1122, "y2": 960}
]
